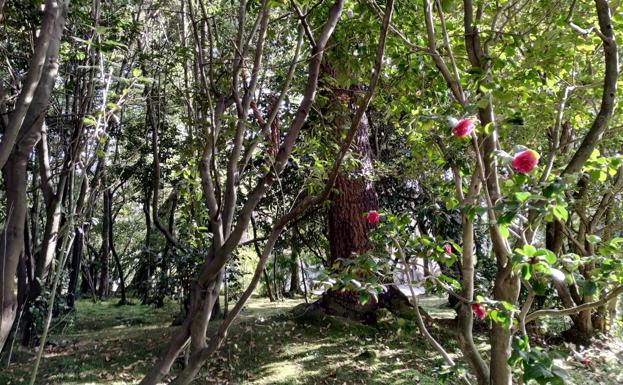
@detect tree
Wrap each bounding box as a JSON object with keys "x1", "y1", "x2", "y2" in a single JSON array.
[{"x1": 0, "y1": 0, "x2": 68, "y2": 351}]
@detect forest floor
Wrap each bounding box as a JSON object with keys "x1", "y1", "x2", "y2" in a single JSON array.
[{"x1": 1, "y1": 295, "x2": 622, "y2": 385}]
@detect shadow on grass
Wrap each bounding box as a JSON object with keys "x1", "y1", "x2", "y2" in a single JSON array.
[
  {"x1": 191, "y1": 309, "x2": 456, "y2": 385},
  {"x1": 1, "y1": 296, "x2": 458, "y2": 385}
]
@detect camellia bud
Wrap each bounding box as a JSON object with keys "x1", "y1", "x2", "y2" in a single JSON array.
[
  {"x1": 512, "y1": 149, "x2": 539, "y2": 174},
  {"x1": 443, "y1": 243, "x2": 452, "y2": 254},
  {"x1": 366, "y1": 210, "x2": 380, "y2": 225},
  {"x1": 471, "y1": 303, "x2": 486, "y2": 320},
  {"x1": 452, "y1": 118, "x2": 475, "y2": 138}
]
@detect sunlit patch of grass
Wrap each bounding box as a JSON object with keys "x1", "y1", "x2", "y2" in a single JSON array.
[
  {"x1": 1, "y1": 298, "x2": 177, "y2": 385},
  {"x1": 4, "y1": 294, "x2": 622, "y2": 385}
]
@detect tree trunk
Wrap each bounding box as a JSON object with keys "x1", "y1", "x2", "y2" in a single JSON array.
[
  {"x1": 0, "y1": 158, "x2": 28, "y2": 350},
  {"x1": 323, "y1": 87, "x2": 378, "y2": 319},
  {"x1": 67, "y1": 226, "x2": 84, "y2": 309},
  {"x1": 108, "y1": 193, "x2": 127, "y2": 305},
  {"x1": 289, "y1": 240, "x2": 300, "y2": 296},
  {"x1": 252, "y1": 215, "x2": 275, "y2": 301},
  {"x1": 0, "y1": 0, "x2": 66, "y2": 350},
  {"x1": 457, "y1": 214, "x2": 489, "y2": 384},
  {"x1": 17, "y1": 216, "x2": 32, "y2": 311},
  {"x1": 98, "y1": 189, "x2": 111, "y2": 298},
  {"x1": 327, "y1": 101, "x2": 377, "y2": 266},
  {"x1": 490, "y1": 264, "x2": 519, "y2": 385}
]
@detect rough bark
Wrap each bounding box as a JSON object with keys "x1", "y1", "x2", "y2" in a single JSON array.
[
  {"x1": 327, "y1": 110, "x2": 378, "y2": 267},
  {"x1": 322, "y1": 82, "x2": 378, "y2": 320}
]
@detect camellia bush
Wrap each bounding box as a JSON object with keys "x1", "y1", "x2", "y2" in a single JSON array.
[
  {"x1": 350, "y1": 0, "x2": 623, "y2": 383},
  {"x1": 361, "y1": 109, "x2": 623, "y2": 384}
]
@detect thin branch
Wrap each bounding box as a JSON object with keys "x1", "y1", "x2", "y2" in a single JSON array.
[
  {"x1": 526, "y1": 285, "x2": 623, "y2": 324},
  {"x1": 392, "y1": 237, "x2": 471, "y2": 385},
  {"x1": 563, "y1": 0, "x2": 618, "y2": 175}
]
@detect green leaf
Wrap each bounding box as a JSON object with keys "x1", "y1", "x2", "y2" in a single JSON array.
[
  {"x1": 535, "y1": 249, "x2": 556, "y2": 265},
  {"x1": 521, "y1": 244, "x2": 537, "y2": 257},
  {"x1": 521, "y1": 264, "x2": 532, "y2": 280},
  {"x1": 587, "y1": 234, "x2": 601, "y2": 244},
  {"x1": 359, "y1": 292, "x2": 369, "y2": 305},
  {"x1": 499, "y1": 225, "x2": 510, "y2": 239},
  {"x1": 552, "y1": 205, "x2": 568, "y2": 221},
  {"x1": 515, "y1": 192, "x2": 531, "y2": 203}
]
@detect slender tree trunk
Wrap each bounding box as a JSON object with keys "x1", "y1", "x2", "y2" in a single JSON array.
[
  {"x1": 141, "y1": 189, "x2": 153, "y2": 304},
  {"x1": 67, "y1": 227, "x2": 84, "y2": 309},
  {"x1": 252, "y1": 215, "x2": 275, "y2": 301},
  {"x1": 300, "y1": 257, "x2": 309, "y2": 304},
  {"x1": 17, "y1": 216, "x2": 32, "y2": 311},
  {"x1": 35, "y1": 150, "x2": 63, "y2": 283},
  {"x1": 109, "y1": 194, "x2": 126, "y2": 305},
  {"x1": 262, "y1": 268, "x2": 275, "y2": 301},
  {"x1": 98, "y1": 188, "x2": 111, "y2": 298},
  {"x1": 457, "y1": 215, "x2": 489, "y2": 384},
  {"x1": 0, "y1": 159, "x2": 28, "y2": 350},
  {"x1": 289, "y1": 241, "x2": 300, "y2": 296},
  {"x1": 490, "y1": 264, "x2": 519, "y2": 385},
  {"x1": 272, "y1": 251, "x2": 280, "y2": 300}
]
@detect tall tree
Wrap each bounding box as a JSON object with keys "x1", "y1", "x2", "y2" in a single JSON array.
[{"x1": 0, "y1": 0, "x2": 67, "y2": 351}]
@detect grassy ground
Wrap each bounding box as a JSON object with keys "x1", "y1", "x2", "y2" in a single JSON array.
[{"x1": 1, "y1": 295, "x2": 622, "y2": 384}]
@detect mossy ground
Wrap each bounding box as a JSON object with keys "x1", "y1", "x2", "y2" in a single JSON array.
[{"x1": 1, "y1": 295, "x2": 621, "y2": 384}]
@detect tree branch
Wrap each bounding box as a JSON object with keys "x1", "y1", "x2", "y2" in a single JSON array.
[{"x1": 526, "y1": 285, "x2": 623, "y2": 324}]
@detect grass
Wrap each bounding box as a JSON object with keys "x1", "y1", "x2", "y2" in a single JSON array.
[{"x1": 1, "y1": 295, "x2": 622, "y2": 384}]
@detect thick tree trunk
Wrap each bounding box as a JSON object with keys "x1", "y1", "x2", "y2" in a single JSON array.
[
  {"x1": 323, "y1": 89, "x2": 378, "y2": 319},
  {"x1": 327, "y1": 109, "x2": 378, "y2": 266}
]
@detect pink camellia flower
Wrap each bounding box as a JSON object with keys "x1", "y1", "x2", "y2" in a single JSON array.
[
  {"x1": 471, "y1": 303, "x2": 486, "y2": 320},
  {"x1": 512, "y1": 149, "x2": 540, "y2": 174},
  {"x1": 443, "y1": 243, "x2": 452, "y2": 254},
  {"x1": 367, "y1": 210, "x2": 380, "y2": 225},
  {"x1": 452, "y1": 118, "x2": 475, "y2": 138}
]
